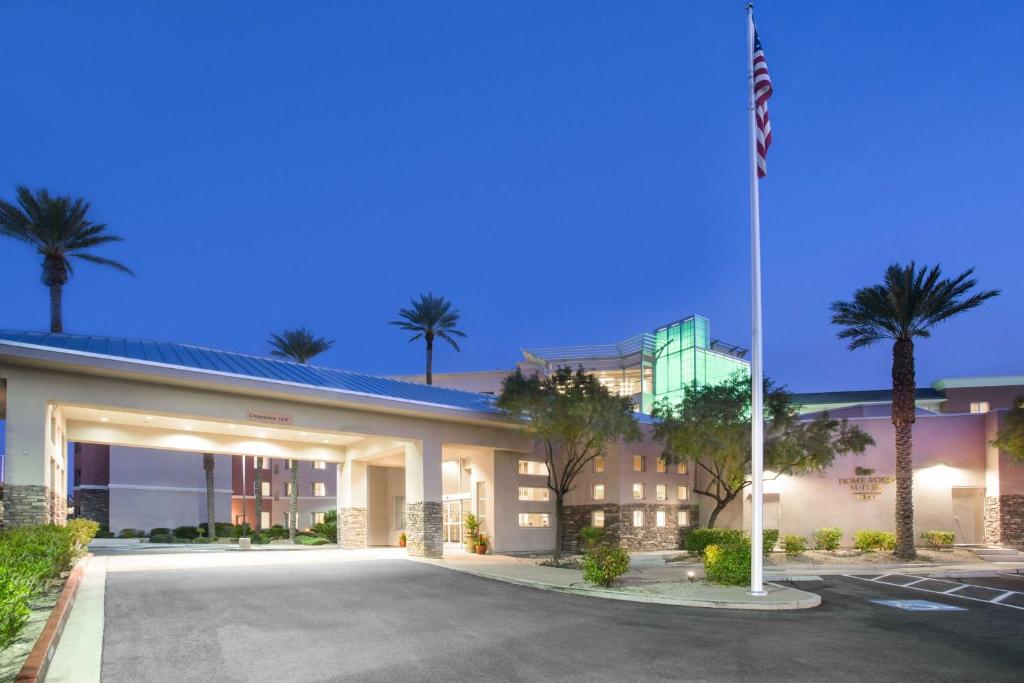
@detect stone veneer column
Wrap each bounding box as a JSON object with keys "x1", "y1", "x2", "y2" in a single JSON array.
[
  {"x1": 404, "y1": 439, "x2": 443, "y2": 558},
  {"x1": 77, "y1": 489, "x2": 110, "y2": 526},
  {"x1": 338, "y1": 460, "x2": 368, "y2": 548},
  {"x1": 995, "y1": 495, "x2": 1024, "y2": 547},
  {"x1": 984, "y1": 496, "x2": 1003, "y2": 546}
]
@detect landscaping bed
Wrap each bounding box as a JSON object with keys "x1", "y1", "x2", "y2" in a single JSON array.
[
  {"x1": 765, "y1": 547, "x2": 979, "y2": 566},
  {"x1": 0, "y1": 583, "x2": 61, "y2": 681}
]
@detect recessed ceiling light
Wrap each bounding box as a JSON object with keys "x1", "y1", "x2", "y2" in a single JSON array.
[
  {"x1": 300, "y1": 432, "x2": 308, "y2": 437},
  {"x1": 228, "y1": 424, "x2": 236, "y2": 429},
  {"x1": 100, "y1": 417, "x2": 109, "y2": 422},
  {"x1": 184, "y1": 425, "x2": 193, "y2": 431},
  {"x1": 144, "y1": 416, "x2": 153, "y2": 421},
  {"x1": 322, "y1": 439, "x2": 330, "y2": 444},
  {"x1": 258, "y1": 432, "x2": 267, "y2": 439}
]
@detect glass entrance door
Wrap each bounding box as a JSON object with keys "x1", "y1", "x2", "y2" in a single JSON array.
[{"x1": 443, "y1": 502, "x2": 462, "y2": 544}]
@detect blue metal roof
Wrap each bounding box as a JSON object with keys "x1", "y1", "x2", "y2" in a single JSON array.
[{"x1": 0, "y1": 331, "x2": 500, "y2": 413}]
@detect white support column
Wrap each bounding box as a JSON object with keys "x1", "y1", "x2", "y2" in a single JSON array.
[
  {"x1": 404, "y1": 439, "x2": 443, "y2": 557},
  {"x1": 3, "y1": 379, "x2": 53, "y2": 526},
  {"x1": 337, "y1": 459, "x2": 368, "y2": 548}
]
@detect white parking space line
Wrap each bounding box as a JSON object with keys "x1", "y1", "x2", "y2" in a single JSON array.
[{"x1": 846, "y1": 574, "x2": 1024, "y2": 611}]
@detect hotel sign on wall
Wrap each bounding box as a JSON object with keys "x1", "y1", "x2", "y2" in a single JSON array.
[
  {"x1": 838, "y1": 472, "x2": 896, "y2": 500},
  {"x1": 246, "y1": 410, "x2": 294, "y2": 426}
]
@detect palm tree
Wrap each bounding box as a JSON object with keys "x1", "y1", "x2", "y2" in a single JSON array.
[
  {"x1": 831, "y1": 263, "x2": 999, "y2": 559},
  {"x1": 203, "y1": 453, "x2": 217, "y2": 541},
  {"x1": 267, "y1": 328, "x2": 333, "y2": 541},
  {"x1": 390, "y1": 293, "x2": 466, "y2": 384},
  {"x1": 268, "y1": 327, "x2": 334, "y2": 364},
  {"x1": 0, "y1": 186, "x2": 133, "y2": 333}
]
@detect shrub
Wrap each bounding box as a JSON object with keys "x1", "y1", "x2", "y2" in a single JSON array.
[
  {"x1": 579, "y1": 525, "x2": 605, "y2": 550},
  {"x1": 920, "y1": 530, "x2": 955, "y2": 550},
  {"x1": 266, "y1": 526, "x2": 289, "y2": 541},
  {"x1": 685, "y1": 528, "x2": 746, "y2": 555},
  {"x1": 173, "y1": 526, "x2": 199, "y2": 540},
  {"x1": 295, "y1": 535, "x2": 329, "y2": 546},
  {"x1": 311, "y1": 510, "x2": 337, "y2": 543},
  {"x1": 0, "y1": 524, "x2": 87, "y2": 649},
  {"x1": 147, "y1": 527, "x2": 171, "y2": 538},
  {"x1": 192, "y1": 537, "x2": 214, "y2": 544},
  {"x1": 117, "y1": 528, "x2": 143, "y2": 539},
  {"x1": 704, "y1": 543, "x2": 752, "y2": 586},
  {"x1": 853, "y1": 529, "x2": 897, "y2": 551},
  {"x1": 813, "y1": 527, "x2": 843, "y2": 551},
  {"x1": 67, "y1": 519, "x2": 100, "y2": 548},
  {"x1": 148, "y1": 533, "x2": 178, "y2": 544},
  {"x1": 763, "y1": 529, "x2": 780, "y2": 555},
  {"x1": 232, "y1": 523, "x2": 253, "y2": 538},
  {"x1": 199, "y1": 522, "x2": 235, "y2": 539},
  {"x1": 782, "y1": 534, "x2": 807, "y2": 556},
  {"x1": 581, "y1": 545, "x2": 630, "y2": 587}
]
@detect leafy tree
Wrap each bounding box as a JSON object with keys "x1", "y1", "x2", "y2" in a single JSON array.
[
  {"x1": 831, "y1": 263, "x2": 999, "y2": 558},
  {"x1": 267, "y1": 327, "x2": 333, "y2": 540},
  {"x1": 991, "y1": 396, "x2": 1024, "y2": 462},
  {"x1": 203, "y1": 453, "x2": 217, "y2": 541},
  {"x1": 268, "y1": 327, "x2": 334, "y2": 364},
  {"x1": 652, "y1": 373, "x2": 874, "y2": 529},
  {"x1": 497, "y1": 367, "x2": 640, "y2": 562},
  {"x1": 390, "y1": 293, "x2": 465, "y2": 385},
  {"x1": 0, "y1": 186, "x2": 134, "y2": 333}
]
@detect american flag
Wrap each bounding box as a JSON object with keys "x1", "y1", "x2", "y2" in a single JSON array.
[{"x1": 752, "y1": 25, "x2": 773, "y2": 178}]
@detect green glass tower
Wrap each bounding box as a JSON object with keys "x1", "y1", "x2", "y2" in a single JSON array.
[{"x1": 653, "y1": 315, "x2": 749, "y2": 407}]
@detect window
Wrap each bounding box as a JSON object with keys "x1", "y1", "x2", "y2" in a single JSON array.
[
  {"x1": 656, "y1": 459, "x2": 666, "y2": 473},
  {"x1": 282, "y1": 512, "x2": 291, "y2": 527},
  {"x1": 475, "y1": 482, "x2": 487, "y2": 529},
  {"x1": 518, "y1": 513, "x2": 550, "y2": 528},
  {"x1": 254, "y1": 457, "x2": 270, "y2": 470},
  {"x1": 592, "y1": 484, "x2": 605, "y2": 501},
  {"x1": 656, "y1": 510, "x2": 666, "y2": 527},
  {"x1": 311, "y1": 512, "x2": 325, "y2": 525},
  {"x1": 656, "y1": 484, "x2": 667, "y2": 501},
  {"x1": 312, "y1": 482, "x2": 326, "y2": 497},
  {"x1": 394, "y1": 496, "x2": 406, "y2": 530},
  {"x1": 632, "y1": 483, "x2": 645, "y2": 500},
  {"x1": 312, "y1": 460, "x2": 326, "y2": 470},
  {"x1": 632, "y1": 454, "x2": 645, "y2": 472},
  {"x1": 677, "y1": 462, "x2": 687, "y2": 475},
  {"x1": 632, "y1": 510, "x2": 644, "y2": 527},
  {"x1": 518, "y1": 486, "x2": 550, "y2": 501},
  {"x1": 260, "y1": 481, "x2": 271, "y2": 496},
  {"x1": 677, "y1": 485, "x2": 688, "y2": 501},
  {"x1": 592, "y1": 510, "x2": 605, "y2": 528},
  {"x1": 260, "y1": 511, "x2": 270, "y2": 529},
  {"x1": 593, "y1": 456, "x2": 605, "y2": 473},
  {"x1": 284, "y1": 482, "x2": 294, "y2": 496},
  {"x1": 678, "y1": 510, "x2": 690, "y2": 526},
  {"x1": 286, "y1": 459, "x2": 295, "y2": 469},
  {"x1": 970, "y1": 401, "x2": 990, "y2": 414},
  {"x1": 518, "y1": 460, "x2": 549, "y2": 476}
]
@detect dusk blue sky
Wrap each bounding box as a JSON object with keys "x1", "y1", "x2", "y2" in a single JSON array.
[{"x1": 2, "y1": 1, "x2": 1021, "y2": 392}]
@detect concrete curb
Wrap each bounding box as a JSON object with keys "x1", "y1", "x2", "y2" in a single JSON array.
[
  {"x1": 423, "y1": 560, "x2": 821, "y2": 611},
  {"x1": 766, "y1": 564, "x2": 1024, "y2": 577},
  {"x1": 15, "y1": 553, "x2": 91, "y2": 683}
]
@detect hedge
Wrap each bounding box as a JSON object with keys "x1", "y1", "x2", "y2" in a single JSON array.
[
  {"x1": 920, "y1": 530, "x2": 955, "y2": 549},
  {"x1": 173, "y1": 526, "x2": 199, "y2": 539},
  {"x1": 0, "y1": 521, "x2": 98, "y2": 649},
  {"x1": 853, "y1": 529, "x2": 897, "y2": 551},
  {"x1": 685, "y1": 528, "x2": 778, "y2": 556},
  {"x1": 704, "y1": 543, "x2": 752, "y2": 586},
  {"x1": 813, "y1": 527, "x2": 843, "y2": 551}
]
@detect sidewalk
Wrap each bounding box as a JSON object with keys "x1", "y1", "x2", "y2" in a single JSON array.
[{"x1": 418, "y1": 552, "x2": 821, "y2": 610}]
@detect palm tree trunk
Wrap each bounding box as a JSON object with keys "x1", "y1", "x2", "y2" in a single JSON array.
[
  {"x1": 288, "y1": 459, "x2": 298, "y2": 542},
  {"x1": 49, "y1": 283, "x2": 63, "y2": 333},
  {"x1": 425, "y1": 338, "x2": 434, "y2": 385},
  {"x1": 203, "y1": 453, "x2": 217, "y2": 541},
  {"x1": 891, "y1": 338, "x2": 917, "y2": 559},
  {"x1": 254, "y1": 457, "x2": 263, "y2": 534}
]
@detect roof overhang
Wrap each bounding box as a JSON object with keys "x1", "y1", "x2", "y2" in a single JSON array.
[{"x1": 932, "y1": 376, "x2": 1024, "y2": 391}]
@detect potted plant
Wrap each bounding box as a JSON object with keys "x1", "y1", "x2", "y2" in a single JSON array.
[
  {"x1": 475, "y1": 533, "x2": 489, "y2": 555},
  {"x1": 463, "y1": 513, "x2": 480, "y2": 550},
  {"x1": 398, "y1": 532, "x2": 407, "y2": 548}
]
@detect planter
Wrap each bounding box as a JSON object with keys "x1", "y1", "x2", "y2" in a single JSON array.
[
  {"x1": 476, "y1": 545, "x2": 487, "y2": 555},
  {"x1": 398, "y1": 539, "x2": 406, "y2": 548}
]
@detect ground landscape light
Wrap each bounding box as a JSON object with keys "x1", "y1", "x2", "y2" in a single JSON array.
[{"x1": 687, "y1": 571, "x2": 696, "y2": 582}]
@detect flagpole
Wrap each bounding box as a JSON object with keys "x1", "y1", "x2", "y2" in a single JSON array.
[{"x1": 746, "y1": 2, "x2": 766, "y2": 597}]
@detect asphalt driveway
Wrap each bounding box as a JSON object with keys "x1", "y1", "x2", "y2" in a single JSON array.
[{"x1": 100, "y1": 550, "x2": 1024, "y2": 682}]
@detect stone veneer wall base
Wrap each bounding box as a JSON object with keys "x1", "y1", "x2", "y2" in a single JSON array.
[
  {"x1": 2, "y1": 484, "x2": 53, "y2": 528},
  {"x1": 76, "y1": 489, "x2": 110, "y2": 527},
  {"x1": 563, "y1": 503, "x2": 699, "y2": 553},
  {"x1": 405, "y1": 501, "x2": 443, "y2": 558},
  {"x1": 987, "y1": 495, "x2": 1024, "y2": 548}
]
